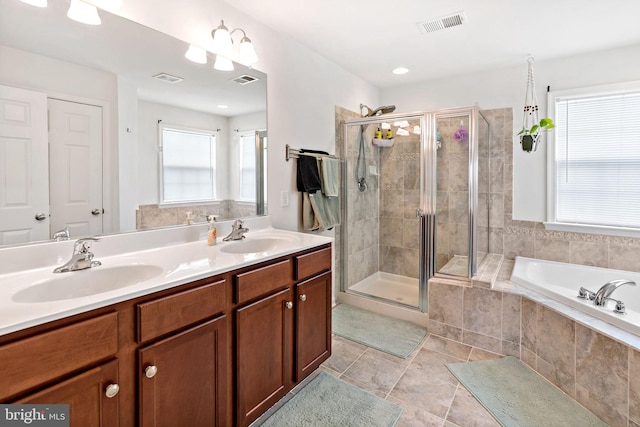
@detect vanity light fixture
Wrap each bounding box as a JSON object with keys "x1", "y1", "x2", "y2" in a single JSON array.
[
  {"x1": 185, "y1": 45, "x2": 208, "y2": 64},
  {"x1": 67, "y1": 0, "x2": 101, "y2": 25},
  {"x1": 18, "y1": 0, "x2": 47, "y2": 7},
  {"x1": 211, "y1": 19, "x2": 259, "y2": 71}
]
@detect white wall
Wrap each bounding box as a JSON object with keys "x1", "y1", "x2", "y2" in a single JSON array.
[
  {"x1": 382, "y1": 44, "x2": 640, "y2": 221},
  {"x1": 110, "y1": 0, "x2": 379, "y2": 233}
]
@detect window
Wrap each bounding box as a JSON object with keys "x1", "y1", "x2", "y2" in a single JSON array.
[
  {"x1": 238, "y1": 132, "x2": 256, "y2": 201},
  {"x1": 159, "y1": 124, "x2": 216, "y2": 204},
  {"x1": 546, "y1": 82, "x2": 640, "y2": 236}
]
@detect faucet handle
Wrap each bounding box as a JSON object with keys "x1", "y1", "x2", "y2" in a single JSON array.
[
  {"x1": 233, "y1": 219, "x2": 244, "y2": 229},
  {"x1": 74, "y1": 237, "x2": 100, "y2": 253}
]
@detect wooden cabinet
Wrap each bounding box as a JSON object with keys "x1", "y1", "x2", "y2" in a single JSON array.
[
  {"x1": 15, "y1": 359, "x2": 120, "y2": 427},
  {"x1": 138, "y1": 315, "x2": 229, "y2": 427},
  {"x1": 235, "y1": 245, "x2": 332, "y2": 427},
  {"x1": 236, "y1": 288, "x2": 293, "y2": 427},
  {"x1": 1, "y1": 243, "x2": 331, "y2": 427},
  {"x1": 295, "y1": 272, "x2": 332, "y2": 381}
]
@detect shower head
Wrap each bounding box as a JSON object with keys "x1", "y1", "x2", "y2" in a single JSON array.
[
  {"x1": 371, "y1": 105, "x2": 396, "y2": 116},
  {"x1": 360, "y1": 104, "x2": 397, "y2": 117}
]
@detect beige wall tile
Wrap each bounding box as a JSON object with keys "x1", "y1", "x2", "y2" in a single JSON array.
[
  {"x1": 576, "y1": 324, "x2": 628, "y2": 426},
  {"x1": 521, "y1": 298, "x2": 537, "y2": 352},
  {"x1": 630, "y1": 349, "x2": 640, "y2": 425},
  {"x1": 535, "y1": 306, "x2": 576, "y2": 382},
  {"x1": 428, "y1": 319, "x2": 462, "y2": 342},
  {"x1": 569, "y1": 240, "x2": 609, "y2": 268},
  {"x1": 501, "y1": 293, "x2": 521, "y2": 343},
  {"x1": 461, "y1": 329, "x2": 502, "y2": 354},
  {"x1": 428, "y1": 281, "x2": 464, "y2": 327},
  {"x1": 462, "y1": 287, "x2": 502, "y2": 338},
  {"x1": 534, "y1": 238, "x2": 572, "y2": 263}
]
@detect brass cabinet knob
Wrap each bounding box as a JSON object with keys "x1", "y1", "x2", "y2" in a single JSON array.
[
  {"x1": 105, "y1": 383, "x2": 120, "y2": 398},
  {"x1": 145, "y1": 365, "x2": 158, "y2": 378}
]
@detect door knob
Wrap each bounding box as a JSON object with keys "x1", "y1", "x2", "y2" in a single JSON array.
[
  {"x1": 299, "y1": 294, "x2": 307, "y2": 302},
  {"x1": 35, "y1": 213, "x2": 47, "y2": 221},
  {"x1": 144, "y1": 365, "x2": 158, "y2": 378},
  {"x1": 91, "y1": 209, "x2": 101, "y2": 215},
  {"x1": 105, "y1": 383, "x2": 120, "y2": 398},
  {"x1": 285, "y1": 301, "x2": 293, "y2": 310}
]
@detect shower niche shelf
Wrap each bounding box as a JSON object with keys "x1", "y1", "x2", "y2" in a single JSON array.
[{"x1": 372, "y1": 138, "x2": 394, "y2": 147}]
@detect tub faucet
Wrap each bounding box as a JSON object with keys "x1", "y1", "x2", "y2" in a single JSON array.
[
  {"x1": 223, "y1": 219, "x2": 249, "y2": 241},
  {"x1": 593, "y1": 279, "x2": 636, "y2": 306},
  {"x1": 53, "y1": 237, "x2": 102, "y2": 273}
]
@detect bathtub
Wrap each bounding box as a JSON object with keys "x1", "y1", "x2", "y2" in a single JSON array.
[{"x1": 510, "y1": 257, "x2": 640, "y2": 337}]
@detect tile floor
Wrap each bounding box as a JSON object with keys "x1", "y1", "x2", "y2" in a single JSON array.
[{"x1": 255, "y1": 333, "x2": 503, "y2": 426}]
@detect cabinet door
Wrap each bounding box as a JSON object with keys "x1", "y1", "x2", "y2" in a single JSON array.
[
  {"x1": 295, "y1": 272, "x2": 332, "y2": 381},
  {"x1": 15, "y1": 359, "x2": 119, "y2": 427},
  {"x1": 138, "y1": 315, "x2": 229, "y2": 427},
  {"x1": 236, "y1": 287, "x2": 293, "y2": 427}
]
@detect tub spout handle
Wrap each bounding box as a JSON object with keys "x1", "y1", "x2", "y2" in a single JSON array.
[
  {"x1": 594, "y1": 279, "x2": 636, "y2": 306},
  {"x1": 577, "y1": 287, "x2": 596, "y2": 301}
]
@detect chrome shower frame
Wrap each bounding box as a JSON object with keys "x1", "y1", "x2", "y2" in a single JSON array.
[{"x1": 341, "y1": 111, "x2": 432, "y2": 313}]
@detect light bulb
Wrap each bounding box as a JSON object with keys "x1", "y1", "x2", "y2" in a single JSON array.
[
  {"x1": 67, "y1": 0, "x2": 101, "y2": 25},
  {"x1": 185, "y1": 45, "x2": 207, "y2": 64},
  {"x1": 214, "y1": 55, "x2": 234, "y2": 71},
  {"x1": 211, "y1": 21, "x2": 234, "y2": 59}
]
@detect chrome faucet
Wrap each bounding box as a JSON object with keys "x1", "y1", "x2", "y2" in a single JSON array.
[
  {"x1": 223, "y1": 219, "x2": 249, "y2": 241},
  {"x1": 53, "y1": 237, "x2": 102, "y2": 273},
  {"x1": 52, "y1": 226, "x2": 70, "y2": 241},
  {"x1": 593, "y1": 279, "x2": 636, "y2": 306}
]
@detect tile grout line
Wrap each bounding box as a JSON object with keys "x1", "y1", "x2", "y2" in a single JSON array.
[{"x1": 383, "y1": 333, "x2": 429, "y2": 400}]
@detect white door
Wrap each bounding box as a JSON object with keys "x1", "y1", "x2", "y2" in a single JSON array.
[
  {"x1": 48, "y1": 99, "x2": 103, "y2": 238},
  {"x1": 0, "y1": 85, "x2": 49, "y2": 245}
]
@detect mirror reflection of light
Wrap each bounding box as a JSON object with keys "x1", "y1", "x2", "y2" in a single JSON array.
[
  {"x1": 185, "y1": 45, "x2": 208, "y2": 64},
  {"x1": 67, "y1": 0, "x2": 102, "y2": 26},
  {"x1": 393, "y1": 120, "x2": 410, "y2": 128},
  {"x1": 381, "y1": 122, "x2": 391, "y2": 130},
  {"x1": 396, "y1": 128, "x2": 410, "y2": 136}
]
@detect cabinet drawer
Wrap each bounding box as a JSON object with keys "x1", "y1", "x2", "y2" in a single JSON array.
[
  {"x1": 0, "y1": 312, "x2": 118, "y2": 400},
  {"x1": 137, "y1": 278, "x2": 227, "y2": 343},
  {"x1": 295, "y1": 246, "x2": 331, "y2": 281},
  {"x1": 235, "y1": 260, "x2": 291, "y2": 304}
]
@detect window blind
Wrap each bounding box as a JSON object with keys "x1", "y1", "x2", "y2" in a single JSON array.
[{"x1": 554, "y1": 90, "x2": 640, "y2": 228}]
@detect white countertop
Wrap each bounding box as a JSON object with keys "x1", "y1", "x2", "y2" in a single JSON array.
[{"x1": 0, "y1": 226, "x2": 332, "y2": 337}]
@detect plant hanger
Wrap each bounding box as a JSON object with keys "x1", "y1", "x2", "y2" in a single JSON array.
[{"x1": 518, "y1": 56, "x2": 555, "y2": 153}]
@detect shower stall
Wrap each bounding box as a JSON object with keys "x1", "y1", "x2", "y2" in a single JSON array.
[{"x1": 339, "y1": 106, "x2": 489, "y2": 313}]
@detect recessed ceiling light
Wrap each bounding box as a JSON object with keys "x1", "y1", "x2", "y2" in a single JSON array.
[
  {"x1": 217, "y1": 105, "x2": 228, "y2": 109},
  {"x1": 392, "y1": 67, "x2": 409, "y2": 75}
]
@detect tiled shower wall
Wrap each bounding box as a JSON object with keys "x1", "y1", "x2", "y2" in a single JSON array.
[
  {"x1": 378, "y1": 119, "x2": 421, "y2": 279},
  {"x1": 136, "y1": 201, "x2": 257, "y2": 229}
]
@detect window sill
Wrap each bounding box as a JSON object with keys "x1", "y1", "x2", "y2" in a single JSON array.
[{"x1": 543, "y1": 221, "x2": 640, "y2": 238}]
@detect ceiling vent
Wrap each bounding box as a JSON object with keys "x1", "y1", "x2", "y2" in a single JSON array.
[
  {"x1": 417, "y1": 11, "x2": 466, "y2": 34},
  {"x1": 152, "y1": 73, "x2": 184, "y2": 83},
  {"x1": 231, "y1": 74, "x2": 260, "y2": 85}
]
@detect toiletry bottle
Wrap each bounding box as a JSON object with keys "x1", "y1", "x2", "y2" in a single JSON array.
[
  {"x1": 385, "y1": 129, "x2": 393, "y2": 139},
  {"x1": 375, "y1": 127, "x2": 382, "y2": 139},
  {"x1": 207, "y1": 215, "x2": 217, "y2": 246},
  {"x1": 185, "y1": 211, "x2": 192, "y2": 225}
]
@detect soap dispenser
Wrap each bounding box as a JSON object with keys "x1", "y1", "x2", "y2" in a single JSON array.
[{"x1": 207, "y1": 215, "x2": 217, "y2": 246}]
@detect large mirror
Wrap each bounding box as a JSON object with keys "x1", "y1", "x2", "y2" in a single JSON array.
[{"x1": 0, "y1": 0, "x2": 267, "y2": 247}]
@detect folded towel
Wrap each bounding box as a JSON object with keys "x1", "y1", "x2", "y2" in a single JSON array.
[
  {"x1": 308, "y1": 190, "x2": 340, "y2": 231},
  {"x1": 297, "y1": 155, "x2": 322, "y2": 192},
  {"x1": 319, "y1": 156, "x2": 340, "y2": 197}
]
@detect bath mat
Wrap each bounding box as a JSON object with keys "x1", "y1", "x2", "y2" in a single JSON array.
[
  {"x1": 332, "y1": 304, "x2": 426, "y2": 358},
  {"x1": 260, "y1": 372, "x2": 403, "y2": 427},
  {"x1": 446, "y1": 356, "x2": 607, "y2": 427}
]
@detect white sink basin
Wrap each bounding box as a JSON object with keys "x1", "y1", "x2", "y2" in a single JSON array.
[
  {"x1": 12, "y1": 264, "x2": 163, "y2": 303},
  {"x1": 220, "y1": 237, "x2": 294, "y2": 254}
]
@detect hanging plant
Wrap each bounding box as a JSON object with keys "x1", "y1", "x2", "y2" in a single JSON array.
[{"x1": 518, "y1": 57, "x2": 554, "y2": 152}]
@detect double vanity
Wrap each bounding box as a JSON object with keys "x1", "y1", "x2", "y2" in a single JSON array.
[{"x1": 0, "y1": 221, "x2": 333, "y2": 426}]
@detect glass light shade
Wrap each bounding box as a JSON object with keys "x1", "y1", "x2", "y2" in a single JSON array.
[
  {"x1": 19, "y1": 0, "x2": 47, "y2": 7},
  {"x1": 214, "y1": 55, "x2": 234, "y2": 71},
  {"x1": 237, "y1": 38, "x2": 258, "y2": 65},
  {"x1": 381, "y1": 122, "x2": 391, "y2": 130},
  {"x1": 413, "y1": 125, "x2": 422, "y2": 135},
  {"x1": 67, "y1": 0, "x2": 101, "y2": 25},
  {"x1": 92, "y1": 0, "x2": 123, "y2": 10},
  {"x1": 211, "y1": 24, "x2": 234, "y2": 59},
  {"x1": 185, "y1": 45, "x2": 207, "y2": 64},
  {"x1": 397, "y1": 128, "x2": 410, "y2": 136}
]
